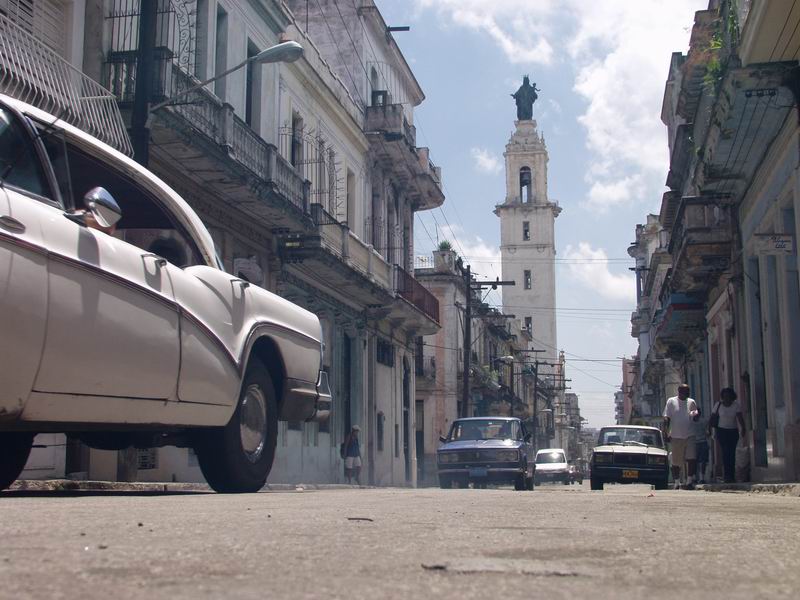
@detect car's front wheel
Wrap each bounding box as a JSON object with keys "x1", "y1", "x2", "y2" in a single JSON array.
[
  {"x1": 193, "y1": 359, "x2": 278, "y2": 493},
  {"x1": 654, "y1": 478, "x2": 669, "y2": 490},
  {"x1": 0, "y1": 433, "x2": 35, "y2": 491},
  {"x1": 590, "y1": 477, "x2": 603, "y2": 491}
]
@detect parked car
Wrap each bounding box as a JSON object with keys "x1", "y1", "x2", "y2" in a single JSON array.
[
  {"x1": 590, "y1": 425, "x2": 668, "y2": 490},
  {"x1": 436, "y1": 417, "x2": 535, "y2": 490},
  {"x1": 0, "y1": 95, "x2": 331, "y2": 493},
  {"x1": 533, "y1": 448, "x2": 570, "y2": 485}
]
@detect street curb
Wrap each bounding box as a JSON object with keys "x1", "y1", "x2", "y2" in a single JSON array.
[
  {"x1": 6, "y1": 480, "x2": 375, "y2": 493},
  {"x1": 700, "y1": 482, "x2": 800, "y2": 497}
]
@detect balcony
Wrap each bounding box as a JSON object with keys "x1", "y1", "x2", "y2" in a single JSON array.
[
  {"x1": 0, "y1": 14, "x2": 132, "y2": 156},
  {"x1": 393, "y1": 265, "x2": 440, "y2": 331},
  {"x1": 365, "y1": 103, "x2": 444, "y2": 211},
  {"x1": 104, "y1": 46, "x2": 310, "y2": 232},
  {"x1": 668, "y1": 196, "x2": 733, "y2": 296},
  {"x1": 279, "y1": 203, "x2": 394, "y2": 307},
  {"x1": 652, "y1": 293, "x2": 705, "y2": 355}
]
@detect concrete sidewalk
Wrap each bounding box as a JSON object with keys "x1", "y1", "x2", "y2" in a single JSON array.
[
  {"x1": 700, "y1": 482, "x2": 800, "y2": 497},
  {"x1": 7, "y1": 479, "x2": 371, "y2": 493}
]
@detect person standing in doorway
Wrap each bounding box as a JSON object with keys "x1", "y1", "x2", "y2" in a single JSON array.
[
  {"x1": 343, "y1": 425, "x2": 362, "y2": 485},
  {"x1": 710, "y1": 388, "x2": 746, "y2": 483},
  {"x1": 663, "y1": 383, "x2": 700, "y2": 489}
]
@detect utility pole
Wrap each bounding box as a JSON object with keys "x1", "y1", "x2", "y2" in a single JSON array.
[
  {"x1": 460, "y1": 269, "x2": 514, "y2": 418},
  {"x1": 130, "y1": 0, "x2": 158, "y2": 166}
]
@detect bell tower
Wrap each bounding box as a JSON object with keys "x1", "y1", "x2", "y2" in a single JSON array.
[{"x1": 495, "y1": 84, "x2": 560, "y2": 363}]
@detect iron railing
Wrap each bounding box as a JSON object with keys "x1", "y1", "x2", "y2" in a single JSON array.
[
  {"x1": 395, "y1": 264, "x2": 440, "y2": 323},
  {"x1": 0, "y1": 13, "x2": 133, "y2": 156}
]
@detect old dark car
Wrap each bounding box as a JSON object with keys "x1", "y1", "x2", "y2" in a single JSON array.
[
  {"x1": 437, "y1": 417, "x2": 534, "y2": 490},
  {"x1": 590, "y1": 425, "x2": 669, "y2": 490}
]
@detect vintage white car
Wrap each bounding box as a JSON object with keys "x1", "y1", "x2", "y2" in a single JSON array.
[{"x1": 0, "y1": 94, "x2": 330, "y2": 493}]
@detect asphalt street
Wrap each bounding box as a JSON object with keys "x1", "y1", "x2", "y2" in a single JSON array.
[{"x1": 1, "y1": 483, "x2": 798, "y2": 600}]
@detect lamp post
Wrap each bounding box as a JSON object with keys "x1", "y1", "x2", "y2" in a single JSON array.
[{"x1": 131, "y1": 39, "x2": 304, "y2": 165}]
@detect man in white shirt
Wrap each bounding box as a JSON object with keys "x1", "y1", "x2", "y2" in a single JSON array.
[{"x1": 663, "y1": 383, "x2": 699, "y2": 489}]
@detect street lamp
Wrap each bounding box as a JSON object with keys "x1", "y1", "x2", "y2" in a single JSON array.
[{"x1": 149, "y1": 41, "x2": 304, "y2": 114}]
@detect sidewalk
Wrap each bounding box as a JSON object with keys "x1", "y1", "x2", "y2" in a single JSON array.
[
  {"x1": 700, "y1": 482, "x2": 800, "y2": 497},
  {"x1": 7, "y1": 479, "x2": 372, "y2": 493}
]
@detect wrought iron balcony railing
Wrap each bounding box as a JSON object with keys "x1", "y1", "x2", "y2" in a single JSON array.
[
  {"x1": 395, "y1": 264, "x2": 440, "y2": 324},
  {"x1": 0, "y1": 14, "x2": 133, "y2": 156}
]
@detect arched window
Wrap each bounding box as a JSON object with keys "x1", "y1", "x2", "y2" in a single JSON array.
[{"x1": 520, "y1": 167, "x2": 533, "y2": 203}]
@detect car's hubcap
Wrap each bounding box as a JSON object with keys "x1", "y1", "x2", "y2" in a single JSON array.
[{"x1": 240, "y1": 384, "x2": 267, "y2": 463}]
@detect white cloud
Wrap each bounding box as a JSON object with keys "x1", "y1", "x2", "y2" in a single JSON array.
[
  {"x1": 562, "y1": 243, "x2": 635, "y2": 302},
  {"x1": 414, "y1": 0, "x2": 559, "y2": 65},
  {"x1": 435, "y1": 223, "x2": 503, "y2": 304},
  {"x1": 470, "y1": 147, "x2": 503, "y2": 175},
  {"x1": 413, "y1": 0, "x2": 705, "y2": 210}
]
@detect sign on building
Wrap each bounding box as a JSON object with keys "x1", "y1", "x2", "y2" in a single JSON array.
[{"x1": 754, "y1": 233, "x2": 795, "y2": 255}]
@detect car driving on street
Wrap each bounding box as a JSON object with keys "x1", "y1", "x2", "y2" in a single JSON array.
[
  {"x1": 0, "y1": 95, "x2": 331, "y2": 493},
  {"x1": 436, "y1": 417, "x2": 535, "y2": 490},
  {"x1": 533, "y1": 448, "x2": 570, "y2": 485},
  {"x1": 590, "y1": 425, "x2": 669, "y2": 490}
]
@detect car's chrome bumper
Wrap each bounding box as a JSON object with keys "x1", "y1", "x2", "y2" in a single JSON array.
[
  {"x1": 311, "y1": 370, "x2": 332, "y2": 422},
  {"x1": 591, "y1": 465, "x2": 667, "y2": 482},
  {"x1": 437, "y1": 466, "x2": 524, "y2": 476}
]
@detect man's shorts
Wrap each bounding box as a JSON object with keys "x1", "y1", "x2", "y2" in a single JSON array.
[
  {"x1": 671, "y1": 436, "x2": 696, "y2": 465},
  {"x1": 345, "y1": 456, "x2": 362, "y2": 469}
]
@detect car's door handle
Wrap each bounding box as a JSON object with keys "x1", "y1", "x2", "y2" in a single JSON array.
[
  {"x1": 142, "y1": 253, "x2": 167, "y2": 267},
  {"x1": 0, "y1": 215, "x2": 25, "y2": 233}
]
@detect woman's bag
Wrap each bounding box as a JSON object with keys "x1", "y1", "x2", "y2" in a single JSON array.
[{"x1": 708, "y1": 402, "x2": 721, "y2": 430}]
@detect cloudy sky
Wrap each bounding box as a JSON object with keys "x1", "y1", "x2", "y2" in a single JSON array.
[{"x1": 375, "y1": 0, "x2": 706, "y2": 427}]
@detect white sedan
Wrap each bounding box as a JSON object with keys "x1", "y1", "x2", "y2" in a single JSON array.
[{"x1": 0, "y1": 95, "x2": 330, "y2": 492}]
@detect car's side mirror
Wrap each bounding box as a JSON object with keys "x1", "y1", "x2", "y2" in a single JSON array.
[
  {"x1": 439, "y1": 435, "x2": 447, "y2": 444},
  {"x1": 84, "y1": 187, "x2": 122, "y2": 228}
]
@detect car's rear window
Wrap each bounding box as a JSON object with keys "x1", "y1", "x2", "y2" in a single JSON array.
[{"x1": 536, "y1": 451, "x2": 566, "y2": 464}]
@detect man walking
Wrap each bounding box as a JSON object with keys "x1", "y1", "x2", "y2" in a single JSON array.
[{"x1": 663, "y1": 383, "x2": 699, "y2": 489}]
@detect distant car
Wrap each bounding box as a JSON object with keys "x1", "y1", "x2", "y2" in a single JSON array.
[
  {"x1": 590, "y1": 426, "x2": 668, "y2": 490},
  {"x1": 436, "y1": 417, "x2": 534, "y2": 490},
  {"x1": 0, "y1": 95, "x2": 331, "y2": 494},
  {"x1": 533, "y1": 448, "x2": 570, "y2": 485},
  {"x1": 568, "y1": 464, "x2": 583, "y2": 485}
]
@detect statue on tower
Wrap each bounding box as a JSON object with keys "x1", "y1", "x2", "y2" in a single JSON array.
[{"x1": 511, "y1": 76, "x2": 540, "y2": 121}]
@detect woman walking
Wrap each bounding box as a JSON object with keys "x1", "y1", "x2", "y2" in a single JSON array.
[{"x1": 710, "y1": 388, "x2": 746, "y2": 483}]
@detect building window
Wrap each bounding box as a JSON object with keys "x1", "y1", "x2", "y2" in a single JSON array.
[
  {"x1": 195, "y1": 0, "x2": 210, "y2": 78},
  {"x1": 377, "y1": 411, "x2": 385, "y2": 451},
  {"x1": 525, "y1": 316, "x2": 532, "y2": 332},
  {"x1": 523, "y1": 221, "x2": 530, "y2": 241},
  {"x1": 415, "y1": 337, "x2": 424, "y2": 376},
  {"x1": 245, "y1": 39, "x2": 261, "y2": 130},
  {"x1": 345, "y1": 168, "x2": 356, "y2": 225},
  {"x1": 214, "y1": 5, "x2": 228, "y2": 100},
  {"x1": 520, "y1": 167, "x2": 533, "y2": 203},
  {"x1": 377, "y1": 338, "x2": 394, "y2": 367},
  {"x1": 290, "y1": 111, "x2": 303, "y2": 167},
  {"x1": 395, "y1": 423, "x2": 400, "y2": 457},
  {"x1": 524, "y1": 269, "x2": 532, "y2": 289},
  {"x1": 137, "y1": 448, "x2": 158, "y2": 470}
]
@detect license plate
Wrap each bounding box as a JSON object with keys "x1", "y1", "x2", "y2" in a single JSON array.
[
  {"x1": 622, "y1": 470, "x2": 639, "y2": 479},
  {"x1": 469, "y1": 468, "x2": 488, "y2": 477}
]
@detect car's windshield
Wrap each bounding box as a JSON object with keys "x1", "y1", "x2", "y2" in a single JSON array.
[
  {"x1": 536, "y1": 451, "x2": 566, "y2": 464},
  {"x1": 449, "y1": 419, "x2": 516, "y2": 441},
  {"x1": 597, "y1": 428, "x2": 663, "y2": 448}
]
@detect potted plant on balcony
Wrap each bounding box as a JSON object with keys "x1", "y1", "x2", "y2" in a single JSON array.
[{"x1": 434, "y1": 240, "x2": 457, "y2": 273}]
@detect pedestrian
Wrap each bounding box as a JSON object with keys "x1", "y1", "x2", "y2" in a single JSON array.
[
  {"x1": 709, "y1": 388, "x2": 746, "y2": 483},
  {"x1": 343, "y1": 425, "x2": 362, "y2": 485},
  {"x1": 691, "y1": 407, "x2": 710, "y2": 484},
  {"x1": 663, "y1": 383, "x2": 699, "y2": 490}
]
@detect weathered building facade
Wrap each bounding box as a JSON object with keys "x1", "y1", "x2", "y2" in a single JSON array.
[{"x1": 629, "y1": 0, "x2": 800, "y2": 482}]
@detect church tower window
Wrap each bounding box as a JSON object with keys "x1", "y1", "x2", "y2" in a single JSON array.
[
  {"x1": 524, "y1": 270, "x2": 532, "y2": 289},
  {"x1": 523, "y1": 221, "x2": 530, "y2": 241},
  {"x1": 520, "y1": 167, "x2": 533, "y2": 203}
]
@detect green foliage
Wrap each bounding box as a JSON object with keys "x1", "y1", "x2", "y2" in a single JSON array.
[{"x1": 437, "y1": 240, "x2": 453, "y2": 251}]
